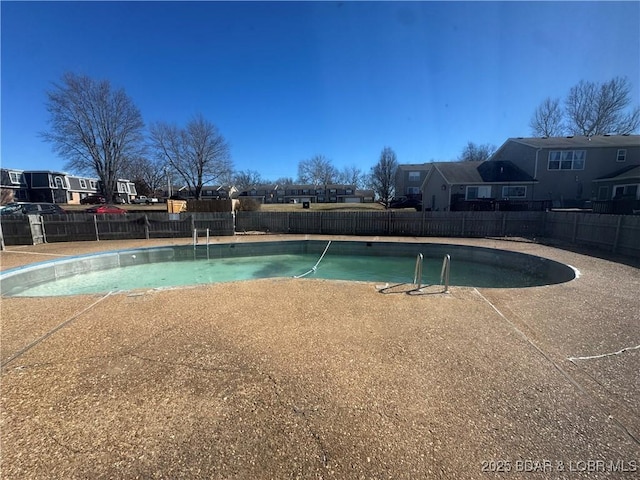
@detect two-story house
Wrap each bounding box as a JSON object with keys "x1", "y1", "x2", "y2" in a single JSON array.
[
  {"x1": 395, "y1": 164, "x2": 433, "y2": 200},
  {"x1": 489, "y1": 135, "x2": 640, "y2": 207}
]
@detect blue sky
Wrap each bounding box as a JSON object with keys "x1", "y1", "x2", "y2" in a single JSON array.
[{"x1": 2, "y1": 1, "x2": 639, "y2": 181}]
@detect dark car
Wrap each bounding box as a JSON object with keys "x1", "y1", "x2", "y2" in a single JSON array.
[
  {"x1": 80, "y1": 194, "x2": 106, "y2": 205},
  {"x1": 0, "y1": 202, "x2": 66, "y2": 215},
  {"x1": 389, "y1": 197, "x2": 422, "y2": 211},
  {"x1": 85, "y1": 205, "x2": 127, "y2": 215}
]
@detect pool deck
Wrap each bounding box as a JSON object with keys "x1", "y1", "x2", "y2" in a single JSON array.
[{"x1": 1, "y1": 235, "x2": 638, "y2": 479}]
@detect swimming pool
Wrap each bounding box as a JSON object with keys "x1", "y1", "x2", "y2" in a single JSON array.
[{"x1": 0, "y1": 240, "x2": 577, "y2": 296}]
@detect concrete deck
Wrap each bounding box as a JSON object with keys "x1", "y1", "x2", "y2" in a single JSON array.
[{"x1": 1, "y1": 236, "x2": 638, "y2": 479}]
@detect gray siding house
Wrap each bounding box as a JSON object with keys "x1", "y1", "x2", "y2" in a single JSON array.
[
  {"x1": 489, "y1": 135, "x2": 640, "y2": 207},
  {"x1": 421, "y1": 161, "x2": 536, "y2": 211},
  {"x1": 395, "y1": 163, "x2": 432, "y2": 199}
]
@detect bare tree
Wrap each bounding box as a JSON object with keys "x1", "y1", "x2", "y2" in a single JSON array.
[
  {"x1": 565, "y1": 77, "x2": 640, "y2": 135},
  {"x1": 369, "y1": 147, "x2": 398, "y2": 207},
  {"x1": 458, "y1": 142, "x2": 496, "y2": 162},
  {"x1": 337, "y1": 165, "x2": 365, "y2": 188},
  {"x1": 530, "y1": 97, "x2": 565, "y2": 137},
  {"x1": 41, "y1": 73, "x2": 145, "y2": 202},
  {"x1": 233, "y1": 169, "x2": 263, "y2": 191},
  {"x1": 297, "y1": 155, "x2": 337, "y2": 185},
  {"x1": 274, "y1": 177, "x2": 294, "y2": 185},
  {"x1": 120, "y1": 157, "x2": 167, "y2": 197},
  {"x1": 149, "y1": 114, "x2": 232, "y2": 199}
]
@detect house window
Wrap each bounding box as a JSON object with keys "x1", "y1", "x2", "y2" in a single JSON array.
[
  {"x1": 408, "y1": 171, "x2": 421, "y2": 182},
  {"x1": 90, "y1": 180, "x2": 97, "y2": 189},
  {"x1": 617, "y1": 149, "x2": 627, "y2": 162},
  {"x1": 54, "y1": 176, "x2": 66, "y2": 190},
  {"x1": 502, "y1": 186, "x2": 527, "y2": 198},
  {"x1": 613, "y1": 184, "x2": 639, "y2": 198},
  {"x1": 79, "y1": 179, "x2": 87, "y2": 189},
  {"x1": 548, "y1": 150, "x2": 586, "y2": 170},
  {"x1": 345, "y1": 188, "x2": 353, "y2": 195},
  {"x1": 407, "y1": 186, "x2": 421, "y2": 195},
  {"x1": 9, "y1": 172, "x2": 22, "y2": 184},
  {"x1": 466, "y1": 185, "x2": 492, "y2": 200}
]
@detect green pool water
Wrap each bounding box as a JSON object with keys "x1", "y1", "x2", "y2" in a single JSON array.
[{"x1": 7, "y1": 252, "x2": 558, "y2": 297}]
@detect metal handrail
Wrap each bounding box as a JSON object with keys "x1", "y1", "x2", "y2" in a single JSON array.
[
  {"x1": 440, "y1": 254, "x2": 451, "y2": 293},
  {"x1": 193, "y1": 228, "x2": 211, "y2": 259},
  {"x1": 413, "y1": 253, "x2": 423, "y2": 288}
]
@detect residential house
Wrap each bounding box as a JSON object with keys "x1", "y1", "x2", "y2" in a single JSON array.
[
  {"x1": 420, "y1": 161, "x2": 536, "y2": 211},
  {"x1": 489, "y1": 135, "x2": 640, "y2": 207},
  {"x1": 591, "y1": 165, "x2": 640, "y2": 214},
  {"x1": 0, "y1": 168, "x2": 29, "y2": 203},
  {"x1": 236, "y1": 184, "x2": 367, "y2": 204},
  {"x1": 66, "y1": 175, "x2": 100, "y2": 204},
  {"x1": 395, "y1": 163, "x2": 432, "y2": 199},
  {"x1": 1, "y1": 168, "x2": 137, "y2": 204}
]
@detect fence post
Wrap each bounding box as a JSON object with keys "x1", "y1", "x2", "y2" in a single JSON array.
[
  {"x1": 94, "y1": 215, "x2": 100, "y2": 241},
  {"x1": 461, "y1": 213, "x2": 466, "y2": 237},
  {"x1": 501, "y1": 212, "x2": 507, "y2": 237},
  {"x1": 572, "y1": 213, "x2": 579, "y2": 243},
  {"x1": 612, "y1": 215, "x2": 623, "y2": 253},
  {"x1": 387, "y1": 210, "x2": 391, "y2": 235},
  {"x1": 144, "y1": 214, "x2": 150, "y2": 240}
]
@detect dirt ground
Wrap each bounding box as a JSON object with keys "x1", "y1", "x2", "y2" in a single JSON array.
[{"x1": 1, "y1": 236, "x2": 638, "y2": 479}]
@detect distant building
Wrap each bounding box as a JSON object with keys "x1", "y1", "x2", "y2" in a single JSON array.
[
  {"x1": 235, "y1": 184, "x2": 370, "y2": 204},
  {"x1": 0, "y1": 168, "x2": 137, "y2": 204}
]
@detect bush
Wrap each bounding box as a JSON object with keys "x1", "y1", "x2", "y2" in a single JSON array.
[{"x1": 234, "y1": 198, "x2": 261, "y2": 211}]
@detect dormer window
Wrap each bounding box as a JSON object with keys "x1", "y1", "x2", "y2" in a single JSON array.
[{"x1": 9, "y1": 171, "x2": 22, "y2": 184}]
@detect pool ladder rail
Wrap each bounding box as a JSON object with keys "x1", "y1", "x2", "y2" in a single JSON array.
[
  {"x1": 193, "y1": 228, "x2": 211, "y2": 260},
  {"x1": 413, "y1": 253, "x2": 451, "y2": 294}
]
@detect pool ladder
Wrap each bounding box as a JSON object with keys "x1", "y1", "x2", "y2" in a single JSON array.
[
  {"x1": 193, "y1": 228, "x2": 211, "y2": 260},
  {"x1": 413, "y1": 253, "x2": 451, "y2": 293}
]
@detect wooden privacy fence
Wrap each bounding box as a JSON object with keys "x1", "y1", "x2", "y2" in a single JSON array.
[
  {"x1": 1, "y1": 210, "x2": 638, "y2": 258},
  {"x1": 235, "y1": 211, "x2": 545, "y2": 238},
  {"x1": 0, "y1": 212, "x2": 234, "y2": 245}
]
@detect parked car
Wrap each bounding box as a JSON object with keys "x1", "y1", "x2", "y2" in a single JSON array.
[
  {"x1": 0, "y1": 202, "x2": 66, "y2": 215},
  {"x1": 85, "y1": 205, "x2": 127, "y2": 215},
  {"x1": 389, "y1": 197, "x2": 422, "y2": 211},
  {"x1": 80, "y1": 194, "x2": 106, "y2": 205},
  {"x1": 131, "y1": 195, "x2": 159, "y2": 204}
]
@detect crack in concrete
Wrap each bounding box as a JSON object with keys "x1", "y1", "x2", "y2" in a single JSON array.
[{"x1": 568, "y1": 344, "x2": 640, "y2": 362}]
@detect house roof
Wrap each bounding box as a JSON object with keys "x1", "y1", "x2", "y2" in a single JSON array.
[
  {"x1": 504, "y1": 135, "x2": 640, "y2": 149},
  {"x1": 397, "y1": 163, "x2": 433, "y2": 172},
  {"x1": 593, "y1": 164, "x2": 640, "y2": 182},
  {"x1": 432, "y1": 160, "x2": 535, "y2": 185}
]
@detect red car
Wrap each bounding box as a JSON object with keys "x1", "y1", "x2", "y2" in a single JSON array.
[{"x1": 85, "y1": 205, "x2": 127, "y2": 215}]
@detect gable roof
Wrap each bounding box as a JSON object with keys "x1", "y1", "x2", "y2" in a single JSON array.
[
  {"x1": 432, "y1": 160, "x2": 535, "y2": 185},
  {"x1": 593, "y1": 164, "x2": 640, "y2": 182},
  {"x1": 504, "y1": 135, "x2": 640, "y2": 149}
]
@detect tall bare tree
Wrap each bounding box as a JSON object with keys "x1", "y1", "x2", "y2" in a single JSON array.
[
  {"x1": 41, "y1": 73, "x2": 145, "y2": 202},
  {"x1": 529, "y1": 97, "x2": 565, "y2": 137},
  {"x1": 233, "y1": 169, "x2": 263, "y2": 191},
  {"x1": 297, "y1": 155, "x2": 337, "y2": 185},
  {"x1": 337, "y1": 165, "x2": 365, "y2": 188},
  {"x1": 149, "y1": 114, "x2": 232, "y2": 199},
  {"x1": 530, "y1": 77, "x2": 640, "y2": 137},
  {"x1": 369, "y1": 147, "x2": 398, "y2": 207},
  {"x1": 565, "y1": 77, "x2": 640, "y2": 135},
  {"x1": 458, "y1": 142, "x2": 496, "y2": 162},
  {"x1": 120, "y1": 156, "x2": 166, "y2": 197}
]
